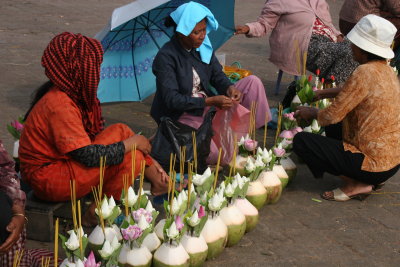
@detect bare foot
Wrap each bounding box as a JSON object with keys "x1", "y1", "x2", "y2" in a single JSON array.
[
  {"x1": 322, "y1": 176, "x2": 373, "y2": 199},
  {"x1": 145, "y1": 164, "x2": 169, "y2": 196}
]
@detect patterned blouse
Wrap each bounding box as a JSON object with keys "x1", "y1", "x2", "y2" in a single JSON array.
[
  {"x1": 318, "y1": 61, "x2": 400, "y2": 172},
  {"x1": 0, "y1": 140, "x2": 25, "y2": 206},
  {"x1": 312, "y1": 17, "x2": 337, "y2": 42}
]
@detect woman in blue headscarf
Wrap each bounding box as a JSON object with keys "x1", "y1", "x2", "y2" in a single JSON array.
[{"x1": 151, "y1": 1, "x2": 270, "y2": 165}]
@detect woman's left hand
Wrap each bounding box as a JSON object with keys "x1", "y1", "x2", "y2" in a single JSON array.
[
  {"x1": 227, "y1": 86, "x2": 242, "y2": 102},
  {"x1": 0, "y1": 205, "x2": 25, "y2": 254},
  {"x1": 294, "y1": 106, "x2": 318, "y2": 123}
]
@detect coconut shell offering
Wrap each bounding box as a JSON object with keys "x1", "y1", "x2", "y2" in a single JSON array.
[
  {"x1": 280, "y1": 157, "x2": 297, "y2": 185},
  {"x1": 258, "y1": 170, "x2": 282, "y2": 204}
]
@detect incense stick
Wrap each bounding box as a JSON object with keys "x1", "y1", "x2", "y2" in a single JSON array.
[
  {"x1": 69, "y1": 180, "x2": 77, "y2": 232},
  {"x1": 12, "y1": 250, "x2": 24, "y2": 267},
  {"x1": 180, "y1": 146, "x2": 186, "y2": 190},
  {"x1": 187, "y1": 162, "x2": 193, "y2": 210},
  {"x1": 274, "y1": 104, "x2": 283, "y2": 146},
  {"x1": 192, "y1": 131, "x2": 198, "y2": 173},
  {"x1": 77, "y1": 200, "x2": 83, "y2": 257},
  {"x1": 303, "y1": 51, "x2": 308, "y2": 76},
  {"x1": 131, "y1": 144, "x2": 137, "y2": 184},
  {"x1": 263, "y1": 111, "x2": 269, "y2": 148},
  {"x1": 123, "y1": 174, "x2": 129, "y2": 217},
  {"x1": 137, "y1": 161, "x2": 146, "y2": 209},
  {"x1": 213, "y1": 148, "x2": 222, "y2": 190},
  {"x1": 54, "y1": 218, "x2": 59, "y2": 267},
  {"x1": 41, "y1": 256, "x2": 50, "y2": 267},
  {"x1": 91, "y1": 186, "x2": 105, "y2": 232}
]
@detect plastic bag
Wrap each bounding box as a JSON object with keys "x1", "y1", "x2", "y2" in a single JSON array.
[
  {"x1": 150, "y1": 108, "x2": 216, "y2": 173},
  {"x1": 210, "y1": 104, "x2": 250, "y2": 165}
]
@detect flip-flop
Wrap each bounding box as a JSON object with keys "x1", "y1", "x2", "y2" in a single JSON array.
[{"x1": 321, "y1": 188, "x2": 370, "y2": 202}]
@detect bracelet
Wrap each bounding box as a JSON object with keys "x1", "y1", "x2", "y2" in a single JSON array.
[{"x1": 13, "y1": 213, "x2": 28, "y2": 224}]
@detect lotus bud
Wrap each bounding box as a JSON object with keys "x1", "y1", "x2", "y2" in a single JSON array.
[
  {"x1": 170, "y1": 197, "x2": 180, "y2": 215},
  {"x1": 127, "y1": 187, "x2": 137, "y2": 207},
  {"x1": 108, "y1": 196, "x2": 116, "y2": 209},
  {"x1": 193, "y1": 167, "x2": 212, "y2": 186},
  {"x1": 311, "y1": 119, "x2": 321, "y2": 132},
  {"x1": 188, "y1": 210, "x2": 200, "y2": 227},
  {"x1": 110, "y1": 235, "x2": 120, "y2": 251},
  {"x1": 273, "y1": 145, "x2": 286, "y2": 158},
  {"x1": 95, "y1": 197, "x2": 112, "y2": 219},
  {"x1": 84, "y1": 251, "x2": 101, "y2": 267},
  {"x1": 98, "y1": 240, "x2": 114, "y2": 259},
  {"x1": 145, "y1": 201, "x2": 155, "y2": 213},
  {"x1": 175, "y1": 215, "x2": 184, "y2": 231},
  {"x1": 244, "y1": 139, "x2": 258, "y2": 151},
  {"x1": 138, "y1": 214, "x2": 150, "y2": 230},
  {"x1": 166, "y1": 222, "x2": 179, "y2": 240},
  {"x1": 224, "y1": 183, "x2": 235, "y2": 197},
  {"x1": 303, "y1": 126, "x2": 312, "y2": 132},
  {"x1": 291, "y1": 127, "x2": 303, "y2": 135},
  {"x1": 254, "y1": 156, "x2": 265, "y2": 168},
  {"x1": 198, "y1": 205, "x2": 206, "y2": 218},
  {"x1": 65, "y1": 230, "x2": 80, "y2": 251},
  {"x1": 279, "y1": 130, "x2": 295, "y2": 139},
  {"x1": 238, "y1": 136, "x2": 245, "y2": 145},
  {"x1": 245, "y1": 157, "x2": 256, "y2": 173}
]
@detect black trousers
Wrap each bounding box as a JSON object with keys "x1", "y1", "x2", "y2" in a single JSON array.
[
  {"x1": 0, "y1": 191, "x2": 13, "y2": 244},
  {"x1": 293, "y1": 131, "x2": 399, "y2": 185}
]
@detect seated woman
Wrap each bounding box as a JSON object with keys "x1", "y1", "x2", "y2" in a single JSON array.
[
  {"x1": 293, "y1": 15, "x2": 400, "y2": 201},
  {"x1": 235, "y1": 0, "x2": 359, "y2": 84},
  {"x1": 151, "y1": 2, "x2": 271, "y2": 165},
  {"x1": 18, "y1": 33, "x2": 168, "y2": 224}
]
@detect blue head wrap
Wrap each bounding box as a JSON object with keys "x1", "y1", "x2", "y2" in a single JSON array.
[{"x1": 170, "y1": 1, "x2": 218, "y2": 64}]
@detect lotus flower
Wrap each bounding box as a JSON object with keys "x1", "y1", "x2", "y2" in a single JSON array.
[
  {"x1": 311, "y1": 119, "x2": 321, "y2": 132},
  {"x1": 273, "y1": 145, "x2": 286, "y2": 158},
  {"x1": 254, "y1": 156, "x2": 265, "y2": 168},
  {"x1": 291, "y1": 127, "x2": 303, "y2": 135},
  {"x1": 258, "y1": 148, "x2": 272, "y2": 164},
  {"x1": 244, "y1": 139, "x2": 258, "y2": 151},
  {"x1": 175, "y1": 215, "x2": 184, "y2": 231},
  {"x1": 280, "y1": 139, "x2": 293, "y2": 149},
  {"x1": 145, "y1": 201, "x2": 155, "y2": 213},
  {"x1": 245, "y1": 157, "x2": 256, "y2": 173},
  {"x1": 187, "y1": 210, "x2": 200, "y2": 227},
  {"x1": 170, "y1": 197, "x2": 180, "y2": 215},
  {"x1": 110, "y1": 235, "x2": 120, "y2": 251},
  {"x1": 303, "y1": 126, "x2": 312, "y2": 133},
  {"x1": 98, "y1": 240, "x2": 114, "y2": 259},
  {"x1": 121, "y1": 225, "x2": 142, "y2": 241},
  {"x1": 283, "y1": 112, "x2": 295, "y2": 121},
  {"x1": 138, "y1": 214, "x2": 150, "y2": 230},
  {"x1": 95, "y1": 198, "x2": 112, "y2": 219},
  {"x1": 193, "y1": 167, "x2": 212, "y2": 186},
  {"x1": 279, "y1": 130, "x2": 295, "y2": 139},
  {"x1": 11, "y1": 120, "x2": 24, "y2": 132},
  {"x1": 84, "y1": 251, "x2": 100, "y2": 267},
  {"x1": 224, "y1": 183, "x2": 235, "y2": 197},
  {"x1": 200, "y1": 192, "x2": 208, "y2": 206},
  {"x1": 208, "y1": 192, "x2": 225, "y2": 211},
  {"x1": 166, "y1": 222, "x2": 179, "y2": 240},
  {"x1": 108, "y1": 196, "x2": 116, "y2": 209},
  {"x1": 132, "y1": 208, "x2": 152, "y2": 224},
  {"x1": 127, "y1": 187, "x2": 138, "y2": 207},
  {"x1": 198, "y1": 205, "x2": 205, "y2": 218},
  {"x1": 65, "y1": 230, "x2": 80, "y2": 251}
]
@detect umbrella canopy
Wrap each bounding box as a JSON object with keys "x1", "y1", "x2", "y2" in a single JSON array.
[{"x1": 96, "y1": 0, "x2": 235, "y2": 103}]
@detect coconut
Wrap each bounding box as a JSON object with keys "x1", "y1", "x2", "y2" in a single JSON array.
[
  {"x1": 88, "y1": 225, "x2": 119, "y2": 254},
  {"x1": 280, "y1": 157, "x2": 297, "y2": 185},
  {"x1": 181, "y1": 233, "x2": 208, "y2": 267},
  {"x1": 219, "y1": 204, "x2": 246, "y2": 247},
  {"x1": 245, "y1": 180, "x2": 267, "y2": 210},
  {"x1": 154, "y1": 219, "x2": 165, "y2": 242},
  {"x1": 118, "y1": 243, "x2": 130, "y2": 266},
  {"x1": 60, "y1": 257, "x2": 84, "y2": 267},
  {"x1": 125, "y1": 245, "x2": 153, "y2": 267},
  {"x1": 234, "y1": 198, "x2": 259, "y2": 232},
  {"x1": 201, "y1": 215, "x2": 228, "y2": 260},
  {"x1": 229, "y1": 155, "x2": 248, "y2": 176},
  {"x1": 273, "y1": 165, "x2": 289, "y2": 189},
  {"x1": 257, "y1": 171, "x2": 282, "y2": 204},
  {"x1": 153, "y1": 242, "x2": 190, "y2": 267},
  {"x1": 143, "y1": 232, "x2": 161, "y2": 253}
]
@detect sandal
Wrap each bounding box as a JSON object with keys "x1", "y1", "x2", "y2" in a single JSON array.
[{"x1": 321, "y1": 188, "x2": 371, "y2": 202}]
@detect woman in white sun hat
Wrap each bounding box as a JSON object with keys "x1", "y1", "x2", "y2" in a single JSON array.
[{"x1": 293, "y1": 14, "x2": 400, "y2": 202}]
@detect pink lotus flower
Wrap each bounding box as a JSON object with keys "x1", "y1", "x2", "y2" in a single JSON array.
[
  {"x1": 279, "y1": 130, "x2": 294, "y2": 139},
  {"x1": 198, "y1": 205, "x2": 205, "y2": 218},
  {"x1": 11, "y1": 120, "x2": 24, "y2": 132},
  {"x1": 273, "y1": 147, "x2": 286, "y2": 158},
  {"x1": 121, "y1": 225, "x2": 143, "y2": 241},
  {"x1": 291, "y1": 127, "x2": 303, "y2": 135},
  {"x1": 283, "y1": 112, "x2": 295, "y2": 121},
  {"x1": 132, "y1": 208, "x2": 152, "y2": 223},
  {"x1": 84, "y1": 251, "x2": 100, "y2": 267},
  {"x1": 244, "y1": 139, "x2": 258, "y2": 151},
  {"x1": 175, "y1": 215, "x2": 184, "y2": 231}
]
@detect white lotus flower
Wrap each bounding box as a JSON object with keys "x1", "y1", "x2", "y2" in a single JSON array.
[
  {"x1": 303, "y1": 126, "x2": 312, "y2": 133},
  {"x1": 170, "y1": 197, "x2": 180, "y2": 215},
  {"x1": 110, "y1": 235, "x2": 120, "y2": 251},
  {"x1": 145, "y1": 201, "x2": 155, "y2": 213},
  {"x1": 65, "y1": 230, "x2": 79, "y2": 251},
  {"x1": 238, "y1": 136, "x2": 245, "y2": 146},
  {"x1": 193, "y1": 167, "x2": 212, "y2": 186},
  {"x1": 200, "y1": 191, "x2": 208, "y2": 204},
  {"x1": 311, "y1": 119, "x2": 321, "y2": 132},
  {"x1": 166, "y1": 222, "x2": 179, "y2": 240},
  {"x1": 245, "y1": 157, "x2": 256, "y2": 173},
  {"x1": 98, "y1": 240, "x2": 113, "y2": 259},
  {"x1": 138, "y1": 214, "x2": 150, "y2": 230},
  {"x1": 224, "y1": 183, "x2": 235, "y2": 197},
  {"x1": 257, "y1": 147, "x2": 264, "y2": 157},
  {"x1": 67, "y1": 228, "x2": 86, "y2": 239},
  {"x1": 208, "y1": 192, "x2": 225, "y2": 211},
  {"x1": 254, "y1": 156, "x2": 265, "y2": 168},
  {"x1": 188, "y1": 210, "x2": 201, "y2": 227},
  {"x1": 95, "y1": 198, "x2": 112, "y2": 219},
  {"x1": 234, "y1": 173, "x2": 242, "y2": 181},
  {"x1": 127, "y1": 187, "x2": 138, "y2": 207},
  {"x1": 108, "y1": 196, "x2": 116, "y2": 209}
]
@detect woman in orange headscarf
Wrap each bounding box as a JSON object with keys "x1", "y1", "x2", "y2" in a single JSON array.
[{"x1": 19, "y1": 32, "x2": 168, "y2": 224}]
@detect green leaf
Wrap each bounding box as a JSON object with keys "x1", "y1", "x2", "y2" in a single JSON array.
[
  {"x1": 194, "y1": 213, "x2": 208, "y2": 237},
  {"x1": 106, "y1": 206, "x2": 121, "y2": 226},
  {"x1": 106, "y1": 244, "x2": 122, "y2": 267},
  {"x1": 58, "y1": 233, "x2": 72, "y2": 259}
]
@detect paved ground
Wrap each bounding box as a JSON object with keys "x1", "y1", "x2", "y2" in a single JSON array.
[{"x1": 1, "y1": 0, "x2": 400, "y2": 266}]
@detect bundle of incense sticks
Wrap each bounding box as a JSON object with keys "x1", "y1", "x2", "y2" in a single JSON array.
[
  {"x1": 179, "y1": 146, "x2": 186, "y2": 190},
  {"x1": 131, "y1": 144, "x2": 137, "y2": 184},
  {"x1": 12, "y1": 250, "x2": 24, "y2": 267},
  {"x1": 122, "y1": 174, "x2": 130, "y2": 217},
  {"x1": 136, "y1": 161, "x2": 146, "y2": 210},
  {"x1": 213, "y1": 148, "x2": 222, "y2": 190},
  {"x1": 187, "y1": 162, "x2": 193, "y2": 210},
  {"x1": 69, "y1": 179, "x2": 78, "y2": 232},
  {"x1": 192, "y1": 131, "x2": 198, "y2": 173},
  {"x1": 263, "y1": 111, "x2": 269, "y2": 148},
  {"x1": 41, "y1": 257, "x2": 51, "y2": 267},
  {"x1": 274, "y1": 104, "x2": 283, "y2": 146},
  {"x1": 169, "y1": 171, "x2": 177, "y2": 217},
  {"x1": 168, "y1": 153, "x2": 176, "y2": 203},
  {"x1": 54, "y1": 218, "x2": 59, "y2": 267}
]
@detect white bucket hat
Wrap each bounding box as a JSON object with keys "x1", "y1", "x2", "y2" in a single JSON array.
[{"x1": 347, "y1": 14, "x2": 397, "y2": 59}]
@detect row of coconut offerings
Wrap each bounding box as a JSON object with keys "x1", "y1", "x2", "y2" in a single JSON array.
[{"x1": 55, "y1": 71, "x2": 332, "y2": 267}]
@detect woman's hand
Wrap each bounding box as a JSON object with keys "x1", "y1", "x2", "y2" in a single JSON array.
[
  {"x1": 0, "y1": 204, "x2": 25, "y2": 254},
  {"x1": 336, "y1": 34, "x2": 344, "y2": 43},
  {"x1": 227, "y1": 86, "x2": 242, "y2": 102},
  {"x1": 205, "y1": 95, "x2": 233, "y2": 109},
  {"x1": 123, "y1": 135, "x2": 152, "y2": 155},
  {"x1": 152, "y1": 159, "x2": 169, "y2": 184},
  {"x1": 235, "y1": 25, "x2": 250, "y2": 35},
  {"x1": 294, "y1": 106, "x2": 319, "y2": 124}
]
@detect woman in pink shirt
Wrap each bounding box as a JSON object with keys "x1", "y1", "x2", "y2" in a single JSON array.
[{"x1": 235, "y1": 0, "x2": 358, "y2": 84}]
